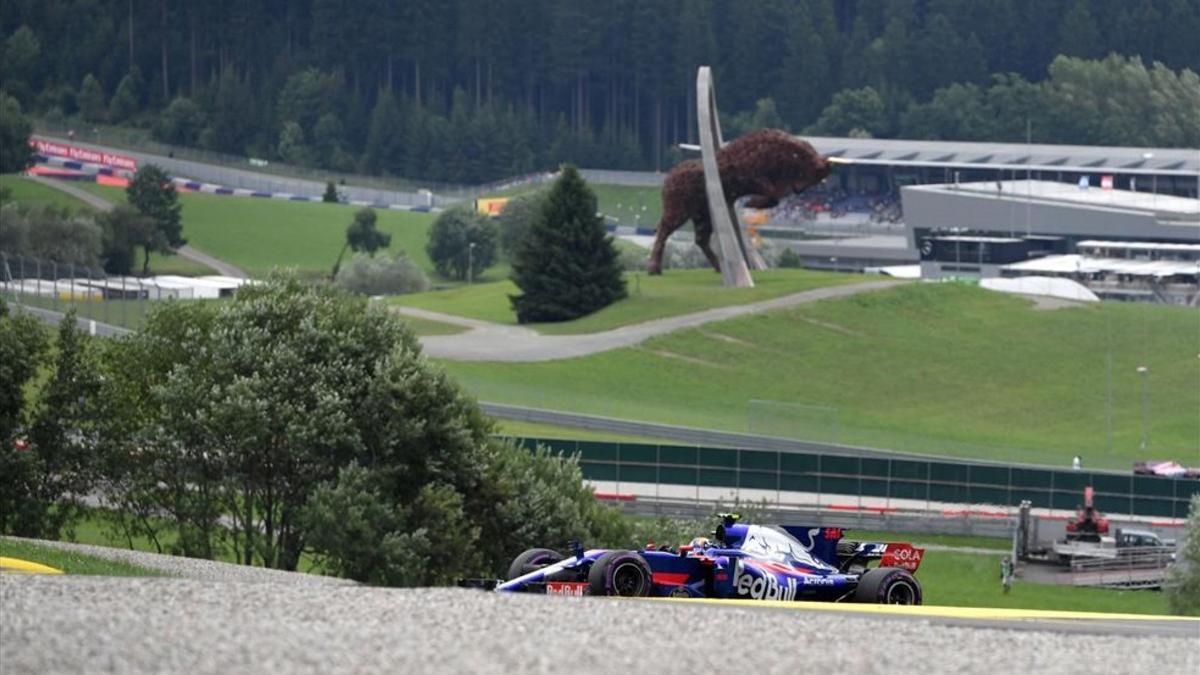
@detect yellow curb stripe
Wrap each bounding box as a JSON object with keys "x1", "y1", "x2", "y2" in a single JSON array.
[
  {"x1": 0, "y1": 556, "x2": 65, "y2": 575},
  {"x1": 644, "y1": 597, "x2": 1200, "y2": 623}
]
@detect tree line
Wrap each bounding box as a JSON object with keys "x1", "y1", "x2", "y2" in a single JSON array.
[
  {"x1": 0, "y1": 162, "x2": 185, "y2": 275},
  {"x1": 0, "y1": 279, "x2": 693, "y2": 584},
  {"x1": 1, "y1": 0, "x2": 1198, "y2": 183}
]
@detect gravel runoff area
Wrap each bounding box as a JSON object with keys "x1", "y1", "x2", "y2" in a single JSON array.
[{"x1": 3, "y1": 574, "x2": 1199, "y2": 673}]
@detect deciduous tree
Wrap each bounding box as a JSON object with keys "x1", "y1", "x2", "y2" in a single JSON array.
[{"x1": 126, "y1": 163, "x2": 185, "y2": 274}]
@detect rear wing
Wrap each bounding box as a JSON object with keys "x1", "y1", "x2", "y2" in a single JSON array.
[
  {"x1": 844, "y1": 541, "x2": 926, "y2": 573},
  {"x1": 776, "y1": 526, "x2": 926, "y2": 573}
]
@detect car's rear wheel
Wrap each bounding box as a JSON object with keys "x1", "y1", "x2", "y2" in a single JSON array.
[
  {"x1": 854, "y1": 567, "x2": 922, "y2": 605},
  {"x1": 587, "y1": 550, "x2": 652, "y2": 597},
  {"x1": 507, "y1": 548, "x2": 564, "y2": 581}
]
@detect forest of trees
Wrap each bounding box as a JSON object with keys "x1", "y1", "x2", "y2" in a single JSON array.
[{"x1": 1, "y1": 0, "x2": 1198, "y2": 184}]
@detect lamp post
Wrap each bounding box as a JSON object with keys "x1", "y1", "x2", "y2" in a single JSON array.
[
  {"x1": 1141, "y1": 153, "x2": 1155, "y2": 205},
  {"x1": 467, "y1": 242, "x2": 476, "y2": 285},
  {"x1": 1136, "y1": 365, "x2": 1149, "y2": 450}
]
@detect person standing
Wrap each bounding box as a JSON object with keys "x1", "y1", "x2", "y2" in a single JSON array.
[{"x1": 1000, "y1": 556, "x2": 1014, "y2": 595}]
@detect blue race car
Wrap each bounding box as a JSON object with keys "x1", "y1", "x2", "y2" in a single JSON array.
[{"x1": 487, "y1": 514, "x2": 925, "y2": 604}]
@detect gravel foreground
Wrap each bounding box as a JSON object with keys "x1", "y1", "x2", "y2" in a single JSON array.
[
  {"x1": 3, "y1": 538, "x2": 354, "y2": 586},
  {"x1": 3, "y1": 577, "x2": 1198, "y2": 675}
]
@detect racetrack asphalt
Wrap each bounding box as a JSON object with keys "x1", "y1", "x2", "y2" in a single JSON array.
[
  {"x1": 399, "y1": 280, "x2": 900, "y2": 362},
  {"x1": 3, "y1": 542, "x2": 1197, "y2": 674}
]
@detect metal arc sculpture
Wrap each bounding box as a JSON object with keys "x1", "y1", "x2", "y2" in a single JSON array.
[{"x1": 697, "y1": 66, "x2": 767, "y2": 288}]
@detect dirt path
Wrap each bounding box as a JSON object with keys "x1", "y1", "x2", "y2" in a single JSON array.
[
  {"x1": 397, "y1": 280, "x2": 900, "y2": 362},
  {"x1": 25, "y1": 175, "x2": 248, "y2": 279}
]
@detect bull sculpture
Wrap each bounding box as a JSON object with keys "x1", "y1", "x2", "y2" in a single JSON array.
[{"x1": 647, "y1": 129, "x2": 835, "y2": 274}]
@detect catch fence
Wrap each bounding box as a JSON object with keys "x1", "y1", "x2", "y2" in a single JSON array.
[
  {"x1": 512, "y1": 436, "x2": 1198, "y2": 520},
  {"x1": 1, "y1": 252, "x2": 199, "y2": 331}
]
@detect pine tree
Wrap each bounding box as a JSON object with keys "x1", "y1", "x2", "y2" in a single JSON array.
[
  {"x1": 509, "y1": 165, "x2": 625, "y2": 323},
  {"x1": 77, "y1": 74, "x2": 106, "y2": 122}
]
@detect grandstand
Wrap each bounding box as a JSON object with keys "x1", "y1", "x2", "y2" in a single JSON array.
[
  {"x1": 902, "y1": 180, "x2": 1199, "y2": 304},
  {"x1": 760, "y1": 137, "x2": 1199, "y2": 277}
]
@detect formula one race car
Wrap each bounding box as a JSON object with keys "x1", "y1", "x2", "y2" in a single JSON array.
[{"x1": 464, "y1": 514, "x2": 925, "y2": 605}]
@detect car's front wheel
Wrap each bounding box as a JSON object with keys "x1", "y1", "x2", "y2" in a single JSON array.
[
  {"x1": 854, "y1": 567, "x2": 922, "y2": 605},
  {"x1": 587, "y1": 550, "x2": 652, "y2": 597},
  {"x1": 507, "y1": 548, "x2": 564, "y2": 581}
]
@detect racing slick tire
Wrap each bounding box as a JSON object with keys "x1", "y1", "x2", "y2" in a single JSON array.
[
  {"x1": 507, "y1": 548, "x2": 565, "y2": 581},
  {"x1": 854, "y1": 567, "x2": 922, "y2": 605},
  {"x1": 587, "y1": 550, "x2": 653, "y2": 597}
]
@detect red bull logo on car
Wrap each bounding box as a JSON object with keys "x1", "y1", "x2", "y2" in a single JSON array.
[{"x1": 733, "y1": 561, "x2": 798, "y2": 601}]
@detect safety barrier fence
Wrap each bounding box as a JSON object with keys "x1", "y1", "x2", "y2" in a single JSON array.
[
  {"x1": 511, "y1": 437, "x2": 1199, "y2": 520},
  {"x1": 1069, "y1": 547, "x2": 1175, "y2": 589},
  {"x1": 1, "y1": 253, "x2": 201, "y2": 331}
]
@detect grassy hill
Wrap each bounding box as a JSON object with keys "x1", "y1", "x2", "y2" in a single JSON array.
[
  {"x1": 1, "y1": 175, "x2": 96, "y2": 212},
  {"x1": 393, "y1": 268, "x2": 863, "y2": 334},
  {"x1": 77, "y1": 183, "x2": 443, "y2": 280},
  {"x1": 1, "y1": 175, "x2": 214, "y2": 277},
  {"x1": 440, "y1": 282, "x2": 1200, "y2": 469}
]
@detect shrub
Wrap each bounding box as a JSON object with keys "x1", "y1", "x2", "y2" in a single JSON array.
[
  {"x1": 0, "y1": 203, "x2": 104, "y2": 269},
  {"x1": 776, "y1": 247, "x2": 803, "y2": 268},
  {"x1": 1167, "y1": 495, "x2": 1200, "y2": 615},
  {"x1": 323, "y1": 181, "x2": 340, "y2": 203},
  {"x1": 662, "y1": 240, "x2": 713, "y2": 270},
  {"x1": 334, "y1": 251, "x2": 430, "y2": 296},
  {"x1": 426, "y1": 207, "x2": 498, "y2": 281}
]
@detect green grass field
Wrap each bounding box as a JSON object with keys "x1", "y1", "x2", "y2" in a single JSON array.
[
  {"x1": 494, "y1": 421, "x2": 671, "y2": 444},
  {"x1": 76, "y1": 183, "x2": 443, "y2": 280},
  {"x1": 481, "y1": 181, "x2": 662, "y2": 229},
  {"x1": 441, "y1": 282, "x2": 1200, "y2": 468},
  {"x1": 400, "y1": 314, "x2": 470, "y2": 336},
  {"x1": 914, "y1": 547, "x2": 1169, "y2": 614},
  {"x1": 393, "y1": 268, "x2": 863, "y2": 334},
  {"x1": 843, "y1": 529, "x2": 1169, "y2": 614},
  {"x1": 0, "y1": 537, "x2": 162, "y2": 577},
  {"x1": 13, "y1": 295, "x2": 229, "y2": 331},
  {"x1": 1, "y1": 174, "x2": 97, "y2": 212}
]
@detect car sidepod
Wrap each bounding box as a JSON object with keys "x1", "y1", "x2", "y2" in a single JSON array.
[{"x1": 722, "y1": 557, "x2": 856, "y2": 602}]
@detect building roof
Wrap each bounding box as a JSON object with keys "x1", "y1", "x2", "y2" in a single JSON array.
[
  {"x1": 906, "y1": 180, "x2": 1200, "y2": 220},
  {"x1": 934, "y1": 235, "x2": 1026, "y2": 243},
  {"x1": 1004, "y1": 254, "x2": 1200, "y2": 278},
  {"x1": 805, "y1": 136, "x2": 1200, "y2": 176},
  {"x1": 1077, "y1": 240, "x2": 1200, "y2": 253}
]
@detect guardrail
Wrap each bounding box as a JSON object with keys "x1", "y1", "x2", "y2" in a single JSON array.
[
  {"x1": 511, "y1": 436, "x2": 1199, "y2": 520},
  {"x1": 1069, "y1": 547, "x2": 1175, "y2": 589}
]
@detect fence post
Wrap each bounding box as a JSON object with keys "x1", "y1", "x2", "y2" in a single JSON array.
[
  {"x1": 655, "y1": 443, "x2": 661, "y2": 516},
  {"x1": 51, "y1": 259, "x2": 58, "y2": 312},
  {"x1": 816, "y1": 454, "x2": 823, "y2": 508},
  {"x1": 614, "y1": 440, "x2": 621, "y2": 498},
  {"x1": 857, "y1": 455, "x2": 863, "y2": 511},
  {"x1": 775, "y1": 450, "x2": 782, "y2": 510}
]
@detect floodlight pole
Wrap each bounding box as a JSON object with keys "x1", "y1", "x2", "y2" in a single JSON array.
[{"x1": 1137, "y1": 365, "x2": 1149, "y2": 450}]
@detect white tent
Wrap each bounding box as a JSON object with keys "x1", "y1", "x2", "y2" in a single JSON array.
[{"x1": 981, "y1": 276, "x2": 1100, "y2": 302}]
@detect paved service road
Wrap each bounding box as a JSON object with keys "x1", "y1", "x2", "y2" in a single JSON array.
[
  {"x1": 25, "y1": 175, "x2": 248, "y2": 279},
  {"x1": 400, "y1": 280, "x2": 899, "y2": 362}
]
